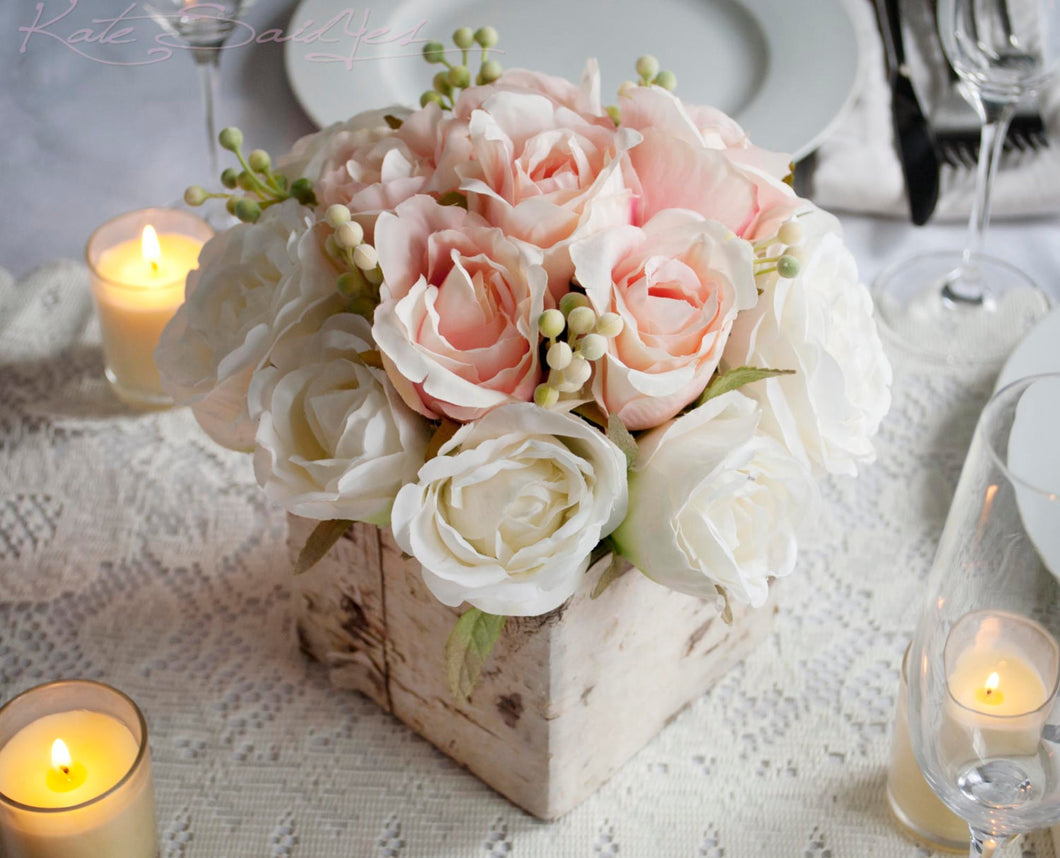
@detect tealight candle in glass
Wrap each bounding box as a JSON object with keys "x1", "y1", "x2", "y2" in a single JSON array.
[
  {"x1": 85, "y1": 208, "x2": 211, "y2": 408},
  {"x1": 0, "y1": 680, "x2": 158, "y2": 858},
  {"x1": 942, "y1": 610, "x2": 1059, "y2": 761}
]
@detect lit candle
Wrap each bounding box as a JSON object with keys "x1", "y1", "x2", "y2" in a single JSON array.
[
  {"x1": 0, "y1": 681, "x2": 157, "y2": 858},
  {"x1": 86, "y1": 208, "x2": 212, "y2": 408},
  {"x1": 944, "y1": 611, "x2": 1059, "y2": 760}
]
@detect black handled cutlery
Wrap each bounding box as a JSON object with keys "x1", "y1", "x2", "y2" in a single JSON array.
[{"x1": 873, "y1": 0, "x2": 941, "y2": 225}]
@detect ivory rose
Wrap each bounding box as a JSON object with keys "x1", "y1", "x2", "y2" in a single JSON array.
[
  {"x1": 248, "y1": 313, "x2": 430, "y2": 525},
  {"x1": 156, "y1": 200, "x2": 343, "y2": 451},
  {"x1": 372, "y1": 195, "x2": 550, "y2": 422},
  {"x1": 391, "y1": 403, "x2": 629, "y2": 616},
  {"x1": 570, "y1": 210, "x2": 758, "y2": 429},
  {"x1": 611, "y1": 391, "x2": 817, "y2": 607},
  {"x1": 721, "y1": 208, "x2": 892, "y2": 476}
]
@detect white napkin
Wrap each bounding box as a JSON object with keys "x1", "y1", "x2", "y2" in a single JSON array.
[{"x1": 810, "y1": 0, "x2": 1060, "y2": 220}]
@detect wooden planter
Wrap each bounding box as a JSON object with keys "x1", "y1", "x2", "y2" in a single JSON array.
[{"x1": 288, "y1": 516, "x2": 774, "y2": 820}]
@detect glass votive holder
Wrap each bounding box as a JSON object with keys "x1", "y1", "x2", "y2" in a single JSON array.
[
  {"x1": 887, "y1": 643, "x2": 968, "y2": 853},
  {"x1": 85, "y1": 208, "x2": 211, "y2": 409},
  {"x1": 943, "y1": 609, "x2": 1060, "y2": 761},
  {"x1": 0, "y1": 680, "x2": 158, "y2": 858}
]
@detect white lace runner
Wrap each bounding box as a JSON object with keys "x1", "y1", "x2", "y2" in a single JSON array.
[{"x1": 0, "y1": 261, "x2": 1052, "y2": 856}]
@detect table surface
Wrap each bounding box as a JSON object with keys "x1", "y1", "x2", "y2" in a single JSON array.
[{"x1": 4, "y1": 1, "x2": 1060, "y2": 855}]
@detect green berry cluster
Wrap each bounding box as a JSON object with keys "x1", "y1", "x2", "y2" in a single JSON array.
[
  {"x1": 420, "y1": 26, "x2": 502, "y2": 109},
  {"x1": 754, "y1": 220, "x2": 805, "y2": 280},
  {"x1": 533, "y1": 294, "x2": 624, "y2": 407},
  {"x1": 633, "y1": 55, "x2": 676, "y2": 90},
  {"x1": 606, "y1": 55, "x2": 678, "y2": 125},
  {"x1": 323, "y1": 204, "x2": 384, "y2": 318},
  {"x1": 613, "y1": 55, "x2": 678, "y2": 99},
  {"x1": 183, "y1": 127, "x2": 317, "y2": 223}
]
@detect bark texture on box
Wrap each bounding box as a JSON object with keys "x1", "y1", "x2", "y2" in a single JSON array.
[{"x1": 289, "y1": 515, "x2": 774, "y2": 820}]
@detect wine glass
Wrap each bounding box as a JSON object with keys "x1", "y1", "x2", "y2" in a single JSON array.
[
  {"x1": 872, "y1": 0, "x2": 1058, "y2": 365},
  {"x1": 147, "y1": 1, "x2": 251, "y2": 181},
  {"x1": 906, "y1": 373, "x2": 1060, "y2": 857}
]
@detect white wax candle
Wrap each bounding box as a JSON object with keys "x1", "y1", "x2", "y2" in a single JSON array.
[
  {"x1": 92, "y1": 227, "x2": 202, "y2": 400},
  {"x1": 86, "y1": 209, "x2": 211, "y2": 408},
  {"x1": 0, "y1": 703, "x2": 156, "y2": 858},
  {"x1": 943, "y1": 612, "x2": 1057, "y2": 760}
]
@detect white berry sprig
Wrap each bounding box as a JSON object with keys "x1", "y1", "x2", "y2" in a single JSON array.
[
  {"x1": 753, "y1": 218, "x2": 805, "y2": 280},
  {"x1": 323, "y1": 204, "x2": 384, "y2": 318},
  {"x1": 534, "y1": 294, "x2": 624, "y2": 407}
]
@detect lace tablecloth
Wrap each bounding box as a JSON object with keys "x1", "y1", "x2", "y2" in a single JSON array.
[{"x1": 0, "y1": 258, "x2": 1053, "y2": 858}]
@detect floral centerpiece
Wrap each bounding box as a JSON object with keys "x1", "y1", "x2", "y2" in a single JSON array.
[{"x1": 157, "y1": 28, "x2": 891, "y2": 699}]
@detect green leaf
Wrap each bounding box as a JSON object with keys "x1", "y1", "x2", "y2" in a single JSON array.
[
  {"x1": 693, "y1": 366, "x2": 795, "y2": 408},
  {"x1": 445, "y1": 608, "x2": 507, "y2": 702},
  {"x1": 383, "y1": 114, "x2": 404, "y2": 129},
  {"x1": 591, "y1": 552, "x2": 630, "y2": 600},
  {"x1": 606, "y1": 413, "x2": 638, "y2": 468},
  {"x1": 295, "y1": 519, "x2": 353, "y2": 575}
]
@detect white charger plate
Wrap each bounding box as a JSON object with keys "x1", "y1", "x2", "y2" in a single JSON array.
[
  {"x1": 283, "y1": 0, "x2": 859, "y2": 159},
  {"x1": 996, "y1": 305, "x2": 1060, "y2": 389},
  {"x1": 995, "y1": 307, "x2": 1060, "y2": 632}
]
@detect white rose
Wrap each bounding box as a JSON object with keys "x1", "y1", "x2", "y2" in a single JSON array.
[
  {"x1": 721, "y1": 207, "x2": 892, "y2": 476},
  {"x1": 156, "y1": 200, "x2": 343, "y2": 451},
  {"x1": 248, "y1": 313, "x2": 430, "y2": 525},
  {"x1": 611, "y1": 391, "x2": 816, "y2": 607},
  {"x1": 391, "y1": 403, "x2": 629, "y2": 616}
]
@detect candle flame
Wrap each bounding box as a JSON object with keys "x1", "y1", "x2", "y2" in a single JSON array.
[
  {"x1": 51, "y1": 738, "x2": 72, "y2": 773},
  {"x1": 985, "y1": 672, "x2": 1000, "y2": 695},
  {"x1": 141, "y1": 225, "x2": 162, "y2": 271}
]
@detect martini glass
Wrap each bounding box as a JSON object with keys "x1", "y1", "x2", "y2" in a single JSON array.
[{"x1": 873, "y1": 0, "x2": 1057, "y2": 365}]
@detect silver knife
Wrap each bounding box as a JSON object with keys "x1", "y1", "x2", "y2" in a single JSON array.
[{"x1": 873, "y1": 0, "x2": 941, "y2": 225}]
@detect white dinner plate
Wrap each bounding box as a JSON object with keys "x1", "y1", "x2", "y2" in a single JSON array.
[
  {"x1": 994, "y1": 307, "x2": 1060, "y2": 599},
  {"x1": 996, "y1": 304, "x2": 1060, "y2": 390},
  {"x1": 282, "y1": 0, "x2": 859, "y2": 159}
]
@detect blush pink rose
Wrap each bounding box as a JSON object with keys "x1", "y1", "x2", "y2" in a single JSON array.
[
  {"x1": 453, "y1": 60, "x2": 604, "y2": 119},
  {"x1": 279, "y1": 105, "x2": 470, "y2": 229},
  {"x1": 455, "y1": 89, "x2": 638, "y2": 295},
  {"x1": 570, "y1": 210, "x2": 758, "y2": 430},
  {"x1": 372, "y1": 195, "x2": 550, "y2": 422},
  {"x1": 620, "y1": 87, "x2": 802, "y2": 241}
]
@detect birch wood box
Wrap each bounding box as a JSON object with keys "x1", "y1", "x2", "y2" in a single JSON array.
[{"x1": 288, "y1": 515, "x2": 775, "y2": 820}]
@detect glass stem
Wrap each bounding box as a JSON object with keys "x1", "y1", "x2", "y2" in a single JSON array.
[
  {"x1": 968, "y1": 827, "x2": 1010, "y2": 858},
  {"x1": 194, "y1": 50, "x2": 222, "y2": 180},
  {"x1": 965, "y1": 99, "x2": 1017, "y2": 265},
  {"x1": 943, "y1": 96, "x2": 1017, "y2": 305}
]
